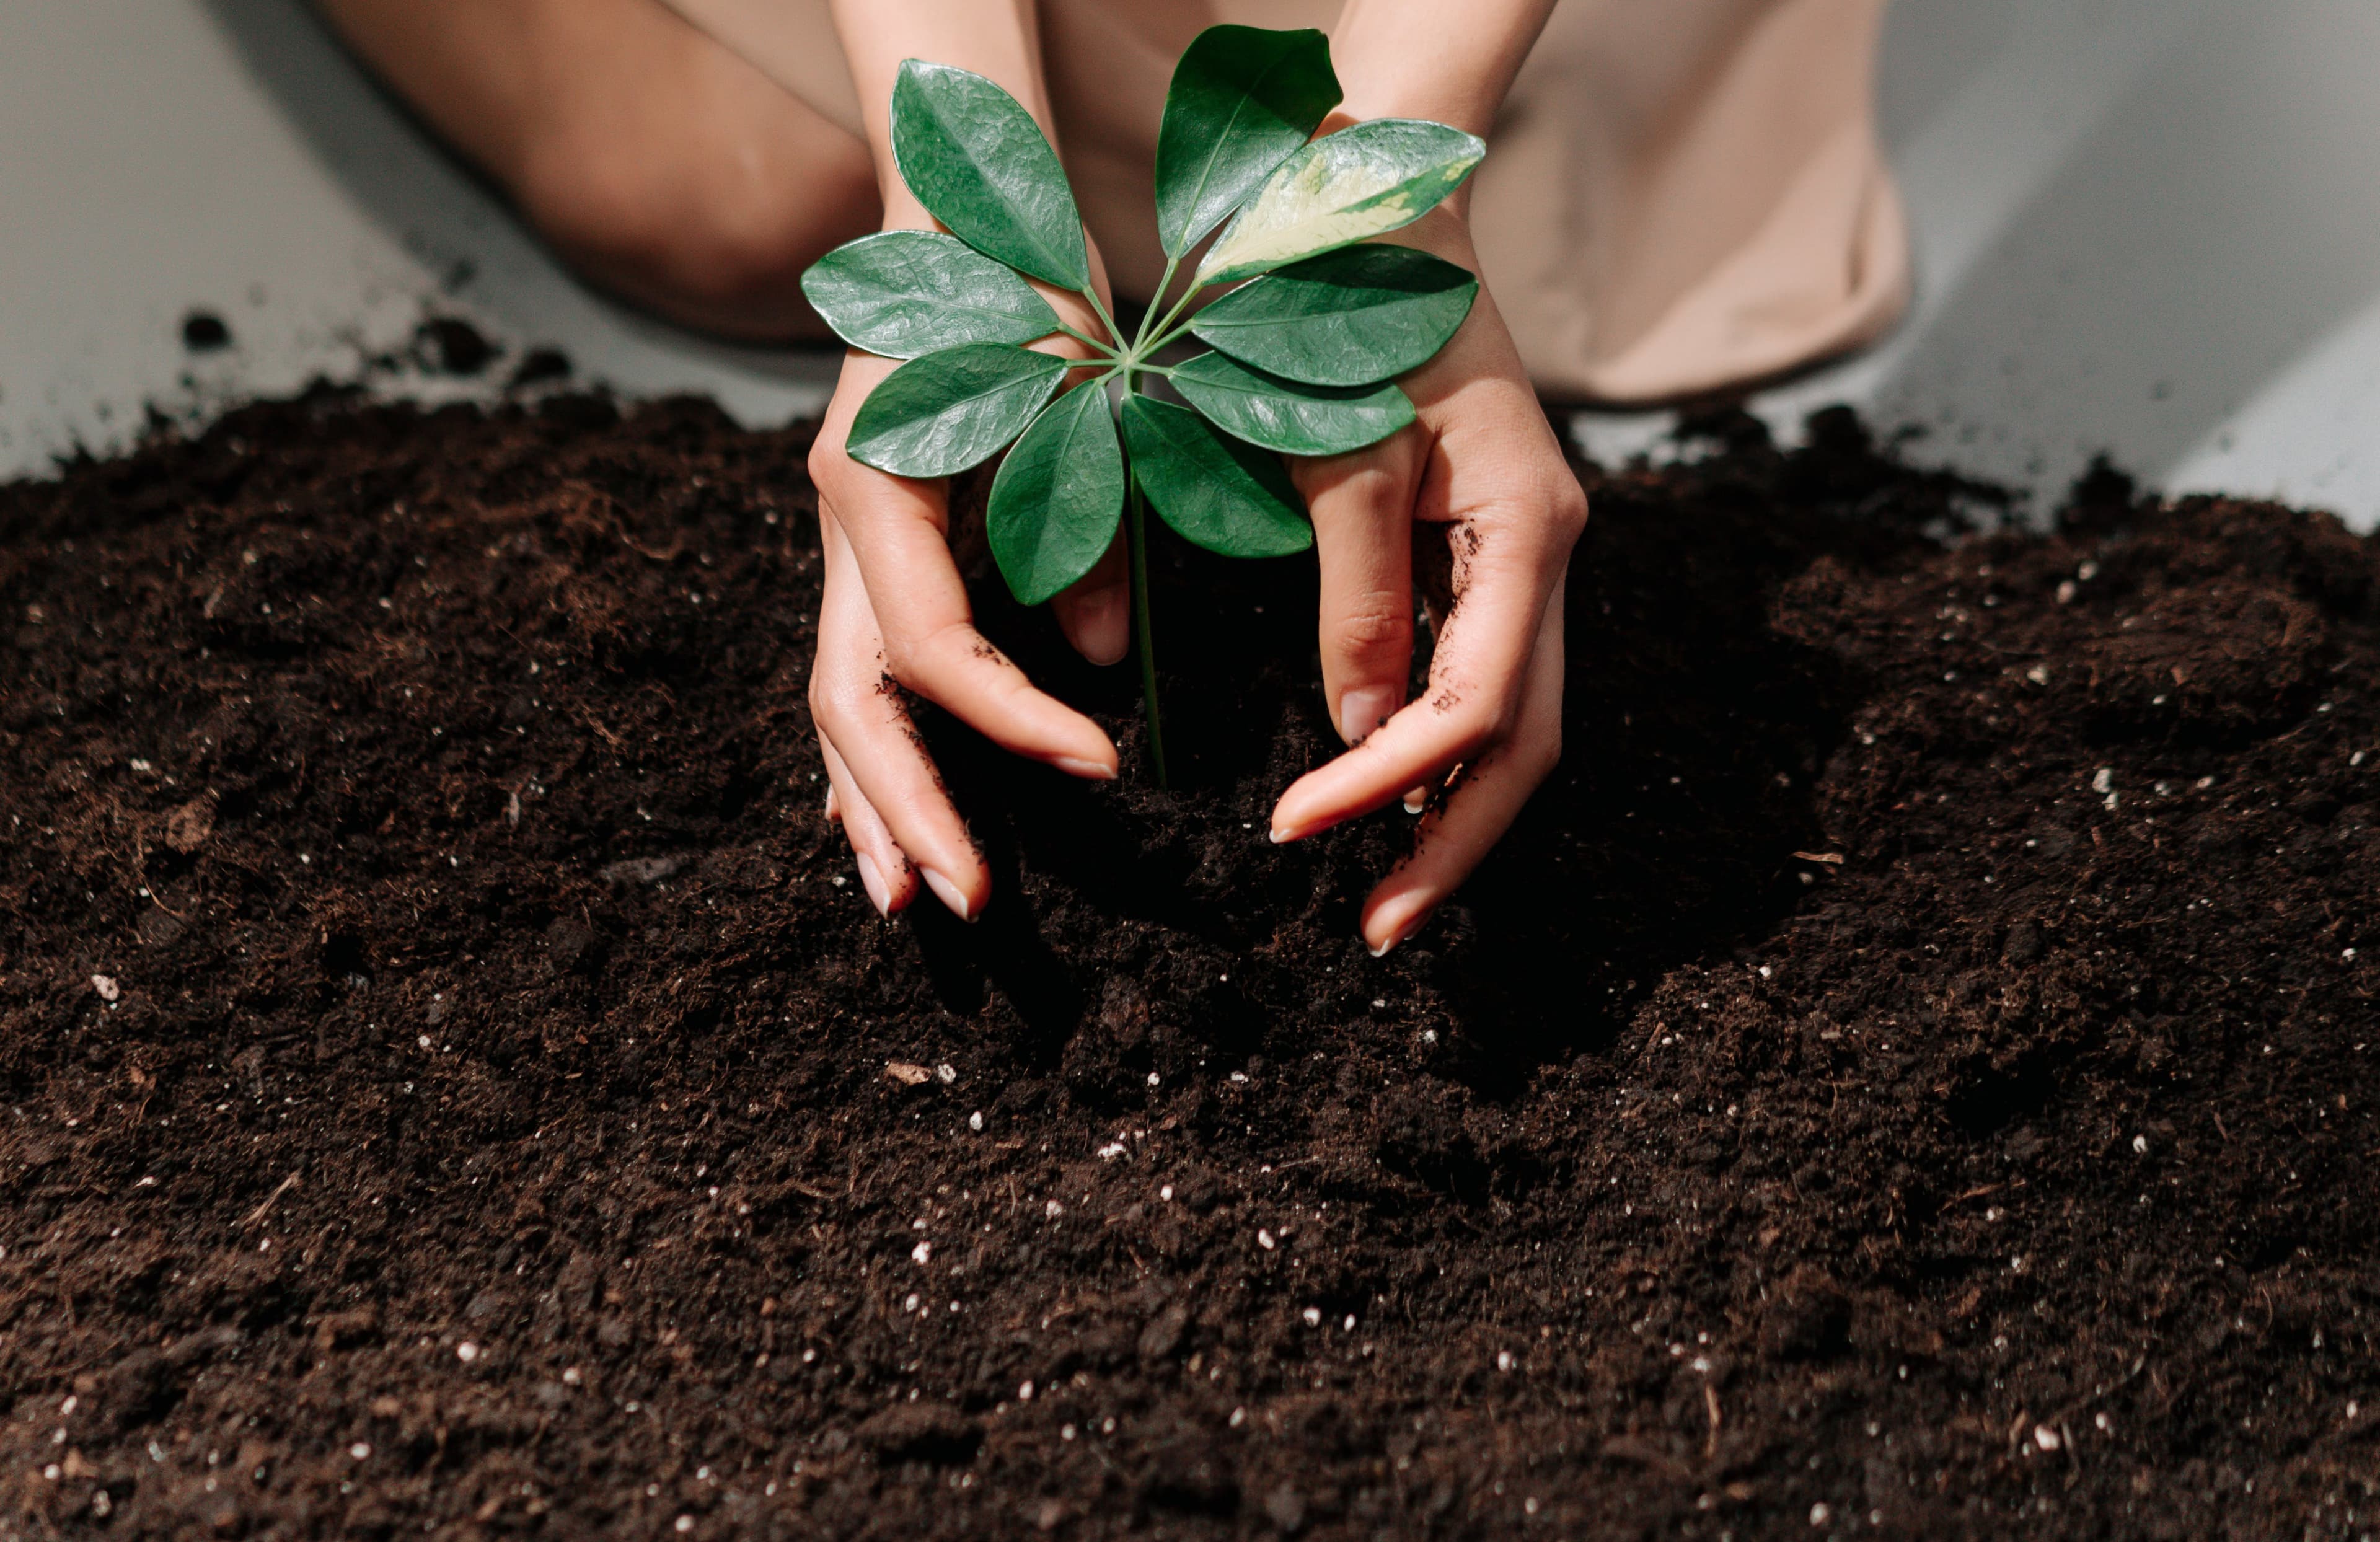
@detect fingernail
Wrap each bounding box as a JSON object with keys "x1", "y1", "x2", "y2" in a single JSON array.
[
  {"x1": 1402, "y1": 794, "x2": 1427, "y2": 815},
  {"x1": 854, "y1": 852, "x2": 891, "y2": 917},
  {"x1": 1338, "y1": 686, "x2": 1399, "y2": 746},
  {"x1": 824, "y1": 786, "x2": 840, "y2": 822},
  {"x1": 1054, "y1": 755, "x2": 1117, "y2": 781},
  {"x1": 1268, "y1": 824, "x2": 1295, "y2": 845},
  {"x1": 920, "y1": 866, "x2": 977, "y2": 922},
  {"x1": 1367, "y1": 910, "x2": 1426, "y2": 958}
]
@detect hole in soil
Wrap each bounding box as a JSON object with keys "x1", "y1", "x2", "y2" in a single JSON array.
[{"x1": 1944, "y1": 1054, "x2": 2061, "y2": 1138}]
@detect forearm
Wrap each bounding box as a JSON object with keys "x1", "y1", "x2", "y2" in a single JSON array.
[
  {"x1": 824, "y1": 0, "x2": 1051, "y2": 229},
  {"x1": 1327, "y1": 0, "x2": 1556, "y2": 140}
]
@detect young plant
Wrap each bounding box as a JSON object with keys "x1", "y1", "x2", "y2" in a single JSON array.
[{"x1": 801, "y1": 26, "x2": 1484, "y2": 786}]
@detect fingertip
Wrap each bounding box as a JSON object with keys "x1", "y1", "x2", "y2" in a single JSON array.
[
  {"x1": 1046, "y1": 714, "x2": 1119, "y2": 782},
  {"x1": 1362, "y1": 888, "x2": 1436, "y2": 956},
  {"x1": 854, "y1": 851, "x2": 892, "y2": 918},
  {"x1": 1055, "y1": 540, "x2": 1132, "y2": 667},
  {"x1": 1056, "y1": 581, "x2": 1130, "y2": 667},
  {"x1": 920, "y1": 865, "x2": 987, "y2": 923}
]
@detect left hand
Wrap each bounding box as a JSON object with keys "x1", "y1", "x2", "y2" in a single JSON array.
[{"x1": 1267, "y1": 211, "x2": 1587, "y2": 956}]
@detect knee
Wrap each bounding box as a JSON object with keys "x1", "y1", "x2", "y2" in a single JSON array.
[{"x1": 517, "y1": 120, "x2": 876, "y2": 333}]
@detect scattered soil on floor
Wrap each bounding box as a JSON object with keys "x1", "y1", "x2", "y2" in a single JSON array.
[{"x1": 2, "y1": 393, "x2": 2376, "y2": 1541}]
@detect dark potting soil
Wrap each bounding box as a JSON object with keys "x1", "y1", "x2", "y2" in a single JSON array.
[{"x1": 1, "y1": 392, "x2": 2376, "y2": 1542}]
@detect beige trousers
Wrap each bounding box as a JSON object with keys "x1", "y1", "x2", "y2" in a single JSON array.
[{"x1": 663, "y1": 0, "x2": 1908, "y2": 405}]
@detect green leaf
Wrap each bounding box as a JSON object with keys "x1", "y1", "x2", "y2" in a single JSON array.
[
  {"x1": 846, "y1": 343, "x2": 1070, "y2": 479},
  {"x1": 1170, "y1": 351, "x2": 1412, "y2": 456},
  {"x1": 1121, "y1": 396, "x2": 1311, "y2": 558},
  {"x1": 891, "y1": 59, "x2": 1091, "y2": 290},
  {"x1": 987, "y1": 381, "x2": 1125, "y2": 605},
  {"x1": 1188, "y1": 244, "x2": 1478, "y2": 386},
  {"x1": 1153, "y1": 27, "x2": 1341, "y2": 260},
  {"x1": 801, "y1": 231, "x2": 1061, "y2": 359},
  {"x1": 1195, "y1": 119, "x2": 1485, "y2": 285}
]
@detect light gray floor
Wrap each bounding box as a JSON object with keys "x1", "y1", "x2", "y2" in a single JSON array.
[{"x1": 5, "y1": 0, "x2": 2378, "y2": 528}]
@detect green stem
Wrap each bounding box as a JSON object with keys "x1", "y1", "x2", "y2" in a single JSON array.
[
  {"x1": 1126, "y1": 460, "x2": 1168, "y2": 790},
  {"x1": 1132, "y1": 255, "x2": 1182, "y2": 355},
  {"x1": 1139, "y1": 281, "x2": 1207, "y2": 358},
  {"x1": 1078, "y1": 286, "x2": 1126, "y2": 355},
  {"x1": 1053, "y1": 324, "x2": 1118, "y2": 356}
]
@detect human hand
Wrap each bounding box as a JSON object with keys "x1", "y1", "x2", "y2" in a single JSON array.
[
  {"x1": 806, "y1": 273, "x2": 1127, "y2": 921},
  {"x1": 1268, "y1": 213, "x2": 1587, "y2": 955}
]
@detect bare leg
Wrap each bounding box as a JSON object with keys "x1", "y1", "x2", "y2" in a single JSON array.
[{"x1": 314, "y1": 0, "x2": 879, "y2": 341}]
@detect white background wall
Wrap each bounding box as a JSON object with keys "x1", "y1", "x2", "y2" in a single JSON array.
[{"x1": 4, "y1": 0, "x2": 2378, "y2": 527}]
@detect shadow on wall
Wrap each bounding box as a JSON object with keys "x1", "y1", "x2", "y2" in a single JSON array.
[
  {"x1": 1865, "y1": 0, "x2": 2380, "y2": 500},
  {"x1": 192, "y1": 0, "x2": 830, "y2": 388}
]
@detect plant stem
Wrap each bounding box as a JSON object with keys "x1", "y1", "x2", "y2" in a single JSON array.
[
  {"x1": 1132, "y1": 255, "x2": 1182, "y2": 356},
  {"x1": 1053, "y1": 324, "x2": 1118, "y2": 356},
  {"x1": 1126, "y1": 461, "x2": 1168, "y2": 789},
  {"x1": 1139, "y1": 281, "x2": 1207, "y2": 358},
  {"x1": 1078, "y1": 287, "x2": 1126, "y2": 356}
]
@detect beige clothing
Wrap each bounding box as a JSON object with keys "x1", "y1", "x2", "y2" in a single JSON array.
[{"x1": 662, "y1": 0, "x2": 1909, "y2": 405}]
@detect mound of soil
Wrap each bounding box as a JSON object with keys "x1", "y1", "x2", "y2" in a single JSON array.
[{"x1": 2, "y1": 393, "x2": 2376, "y2": 1541}]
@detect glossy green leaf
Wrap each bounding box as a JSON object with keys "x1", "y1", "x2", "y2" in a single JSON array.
[
  {"x1": 1121, "y1": 396, "x2": 1311, "y2": 558},
  {"x1": 801, "y1": 231, "x2": 1060, "y2": 359},
  {"x1": 1188, "y1": 244, "x2": 1477, "y2": 386},
  {"x1": 1196, "y1": 119, "x2": 1485, "y2": 285},
  {"x1": 1153, "y1": 27, "x2": 1341, "y2": 260},
  {"x1": 891, "y1": 60, "x2": 1091, "y2": 290},
  {"x1": 987, "y1": 381, "x2": 1125, "y2": 605},
  {"x1": 1170, "y1": 351, "x2": 1411, "y2": 455},
  {"x1": 846, "y1": 343, "x2": 1069, "y2": 479}
]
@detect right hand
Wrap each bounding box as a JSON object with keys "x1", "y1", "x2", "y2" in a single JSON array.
[{"x1": 805, "y1": 276, "x2": 1127, "y2": 921}]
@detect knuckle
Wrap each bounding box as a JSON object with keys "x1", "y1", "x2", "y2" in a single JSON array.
[
  {"x1": 806, "y1": 437, "x2": 858, "y2": 499},
  {"x1": 1330, "y1": 592, "x2": 1414, "y2": 657},
  {"x1": 879, "y1": 618, "x2": 966, "y2": 687},
  {"x1": 1549, "y1": 478, "x2": 1589, "y2": 539},
  {"x1": 807, "y1": 675, "x2": 860, "y2": 734}
]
